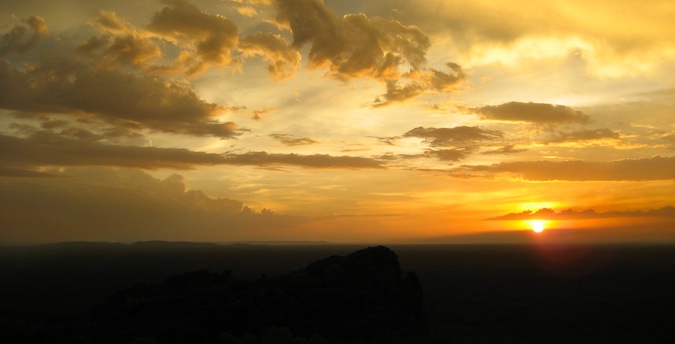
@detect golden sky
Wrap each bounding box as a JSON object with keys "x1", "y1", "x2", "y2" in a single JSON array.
[{"x1": 1, "y1": 0, "x2": 674, "y2": 243}]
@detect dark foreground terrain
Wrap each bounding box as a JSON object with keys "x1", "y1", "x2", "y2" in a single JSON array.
[{"x1": 1, "y1": 242, "x2": 674, "y2": 343}]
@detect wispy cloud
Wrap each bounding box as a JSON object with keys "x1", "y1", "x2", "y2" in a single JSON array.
[
  {"x1": 455, "y1": 156, "x2": 675, "y2": 181},
  {"x1": 489, "y1": 206, "x2": 675, "y2": 220}
]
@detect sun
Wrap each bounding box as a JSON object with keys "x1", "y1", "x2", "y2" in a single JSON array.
[{"x1": 530, "y1": 220, "x2": 546, "y2": 233}]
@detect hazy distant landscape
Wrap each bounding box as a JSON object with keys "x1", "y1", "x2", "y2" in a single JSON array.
[{"x1": 2, "y1": 242, "x2": 674, "y2": 342}]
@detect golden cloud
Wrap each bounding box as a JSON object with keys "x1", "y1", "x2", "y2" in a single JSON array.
[{"x1": 456, "y1": 156, "x2": 675, "y2": 181}]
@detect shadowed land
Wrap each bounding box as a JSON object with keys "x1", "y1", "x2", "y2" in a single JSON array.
[{"x1": 1, "y1": 242, "x2": 674, "y2": 343}]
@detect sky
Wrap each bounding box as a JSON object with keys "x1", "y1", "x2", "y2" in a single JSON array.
[{"x1": 1, "y1": 0, "x2": 674, "y2": 244}]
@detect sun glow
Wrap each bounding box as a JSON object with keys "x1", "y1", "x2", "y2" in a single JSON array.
[{"x1": 530, "y1": 220, "x2": 546, "y2": 233}]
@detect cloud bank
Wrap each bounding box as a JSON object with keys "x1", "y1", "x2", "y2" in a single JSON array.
[
  {"x1": 457, "y1": 156, "x2": 675, "y2": 181},
  {"x1": 489, "y1": 206, "x2": 675, "y2": 221}
]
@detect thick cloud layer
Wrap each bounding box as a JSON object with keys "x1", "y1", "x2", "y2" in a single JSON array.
[
  {"x1": 0, "y1": 58, "x2": 235, "y2": 138},
  {"x1": 0, "y1": 168, "x2": 305, "y2": 242},
  {"x1": 0, "y1": 16, "x2": 48, "y2": 56},
  {"x1": 0, "y1": 131, "x2": 383, "y2": 171},
  {"x1": 220, "y1": 151, "x2": 384, "y2": 169}
]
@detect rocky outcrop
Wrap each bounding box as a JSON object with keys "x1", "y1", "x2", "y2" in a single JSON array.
[{"x1": 64, "y1": 246, "x2": 426, "y2": 343}]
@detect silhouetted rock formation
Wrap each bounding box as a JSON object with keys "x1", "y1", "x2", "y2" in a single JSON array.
[{"x1": 62, "y1": 246, "x2": 426, "y2": 343}]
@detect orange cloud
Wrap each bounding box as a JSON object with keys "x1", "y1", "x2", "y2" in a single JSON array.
[
  {"x1": 457, "y1": 156, "x2": 675, "y2": 181},
  {"x1": 147, "y1": 0, "x2": 240, "y2": 74},
  {"x1": 489, "y1": 206, "x2": 675, "y2": 221}
]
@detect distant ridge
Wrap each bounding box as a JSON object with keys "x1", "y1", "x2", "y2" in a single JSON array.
[
  {"x1": 131, "y1": 240, "x2": 222, "y2": 248},
  {"x1": 39, "y1": 241, "x2": 125, "y2": 248},
  {"x1": 220, "y1": 240, "x2": 332, "y2": 246},
  {"x1": 30, "y1": 240, "x2": 335, "y2": 249}
]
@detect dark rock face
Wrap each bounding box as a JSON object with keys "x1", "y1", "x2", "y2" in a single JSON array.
[{"x1": 66, "y1": 246, "x2": 426, "y2": 343}]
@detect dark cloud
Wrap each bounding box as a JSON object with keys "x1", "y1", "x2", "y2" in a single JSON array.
[
  {"x1": 0, "y1": 57, "x2": 236, "y2": 138},
  {"x1": 426, "y1": 148, "x2": 470, "y2": 161},
  {"x1": 147, "y1": 0, "x2": 240, "y2": 74},
  {"x1": 0, "y1": 131, "x2": 382, "y2": 170},
  {"x1": 481, "y1": 145, "x2": 527, "y2": 155},
  {"x1": 456, "y1": 156, "x2": 675, "y2": 181},
  {"x1": 471, "y1": 102, "x2": 591, "y2": 124},
  {"x1": 0, "y1": 16, "x2": 48, "y2": 56},
  {"x1": 403, "y1": 126, "x2": 503, "y2": 147},
  {"x1": 273, "y1": 0, "x2": 464, "y2": 104},
  {"x1": 274, "y1": 1, "x2": 428, "y2": 78},
  {"x1": 489, "y1": 206, "x2": 675, "y2": 221},
  {"x1": 0, "y1": 131, "x2": 228, "y2": 170},
  {"x1": 546, "y1": 128, "x2": 620, "y2": 143},
  {"x1": 221, "y1": 151, "x2": 384, "y2": 169},
  {"x1": 269, "y1": 134, "x2": 318, "y2": 146},
  {"x1": 0, "y1": 168, "x2": 306, "y2": 242}
]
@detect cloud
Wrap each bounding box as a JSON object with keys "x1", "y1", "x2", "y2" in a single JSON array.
[
  {"x1": 489, "y1": 206, "x2": 675, "y2": 221},
  {"x1": 239, "y1": 32, "x2": 301, "y2": 80},
  {"x1": 269, "y1": 134, "x2": 318, "y2": 146},
  {"x1": 456, "y1": 156, "x2": 675, "y2": 181},
  {"x1": 425, "y1": 148, "x2": 470, "y2": 162},
  {"x1": 0, "y1": 131, "x2": 382, "y2": 170},
  {"x1": 77, "y1": 12, "x2": 162, "y2": 67},
  {"x1": 272, "y1": 0, "x2": 464, "y2": 104},
  {"x1": 0, "y1": 131, "x2": 229, "y2": 170},
  {"x1": 374, "y1": 63, "x2": 465, "y2": 107},
  {"x1": 0, "y1": 16, "x2": 48, "y2": 56},
  {"x1": 220, "y1": 151, "x2": 384, "y2": 169},
  {"x1": 471, "y1": 102, "x2": 590, "y2": 124},
  {"x1": 147, "y1": 0, "x2": 240, "y2": 75},
  {"x1": 481, "y1": 145, "x2": 527, "y2": 155},
  {"x1": 403, "y1": 126, "x2": 503, "y2": 147},
  {"x1": 0, "y1": 168, "x2": 306, "y2": 242},
  {"x1": 0, "y1": 167, "x2": 62, "y2": 178},
  {"x1": 546, "y1": 128, "x2": 620, "y2": 144},
  {"x1": 376, "y1": 0, "x2": 675, "y2": 77},
  {"x1": 251, "y1": 108, "x2": 276, "y2": 120},
  {"x1": 0, "y1": 57, "x2": 236, "y2": 138},
  {"x1": 274, "y1": 1, "x2": 427, "y2": 77}
]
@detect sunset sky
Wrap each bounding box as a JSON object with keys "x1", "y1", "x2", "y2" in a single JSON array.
[{"x1": 1, "y1": 0, "x2": 674, "y2": 243}]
